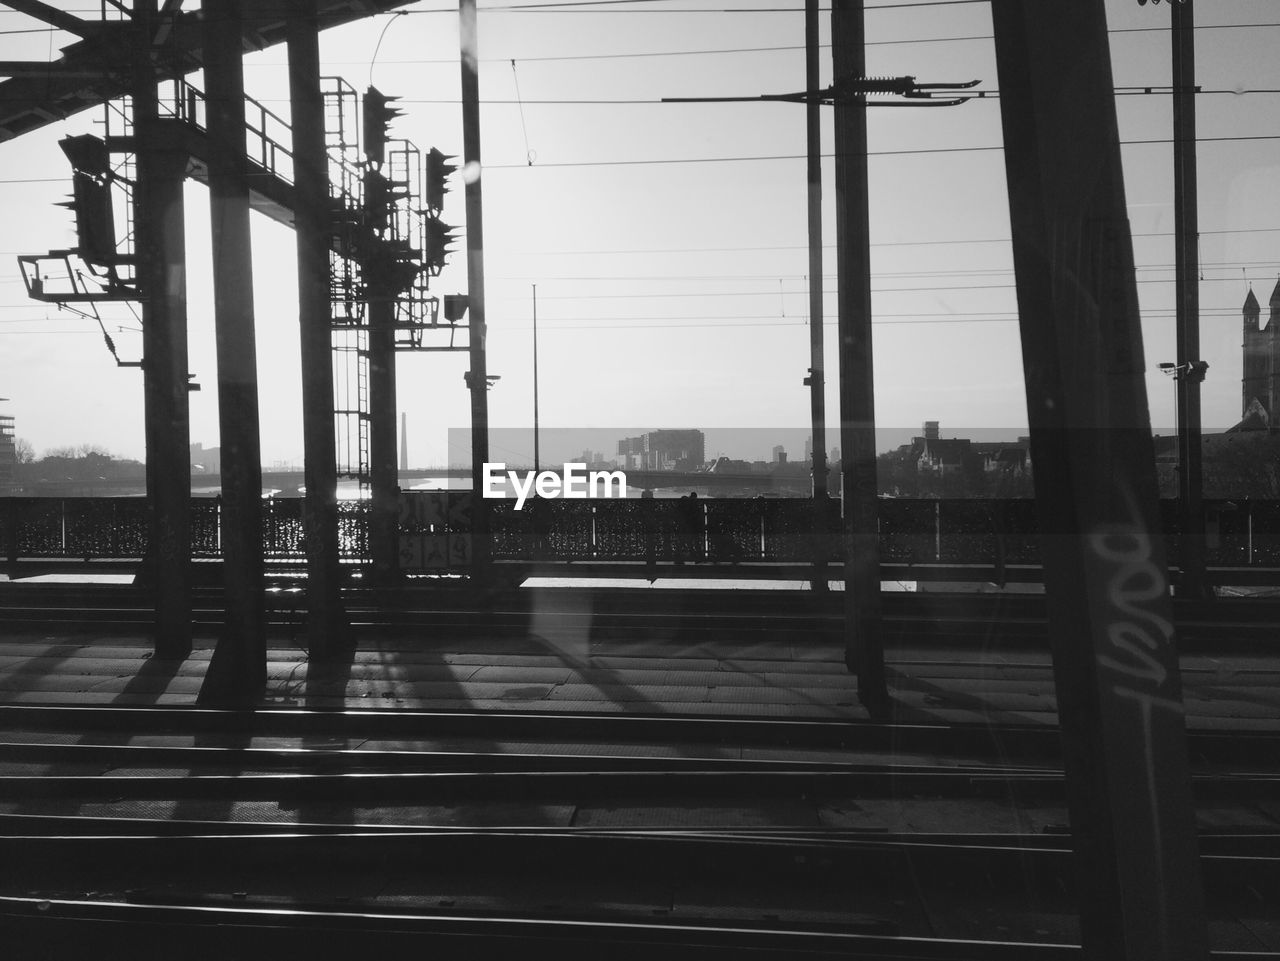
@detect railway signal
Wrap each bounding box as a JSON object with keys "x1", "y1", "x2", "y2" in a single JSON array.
[
  {"x1": 57, "y1": 135, "x2": 116, "y2": 267},
  {"x1": 362, "y1": 86, "x2": 401, "y2": 166},
  {"x1": 424, "y1": 217, "x2": 458, "y2": 275},
  {"x1": 424, "y1": 147, "x2": 456, "y2": 215}
]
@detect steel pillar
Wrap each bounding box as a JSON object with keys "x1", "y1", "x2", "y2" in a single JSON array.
[
  {"x1": 460, "y1": 0, "x2": 491, "y2": 584},
  {"x1": 805, "y1": 0, "x2": 828, "y2": 494},
  {"x1": 134, "y1": 0, "x2": 191, "y2": 660},
  {"x1": 287, "y1": 0, "x2": 348, "y2": 655},
  {"x1": 805, "y1": 0, "x2": 830, "y2": 593},
  {"x1": 1172, "y1": 0, "x2": 1208, "y2": 598},
  {"x1": 368, "y1": 297, "x2": 399, "y2": 583},
  {"x1": 831, "y1": 0, "x2": 887, "y2": 718},
  {"x1": 198, "y1": 0, "x2": 266, "y2": 705},
  {"x1": 991, "y1": 2, "x2": 1207, "y2": 957}
]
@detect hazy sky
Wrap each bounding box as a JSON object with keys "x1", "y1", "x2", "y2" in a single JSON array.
[{"x1": 0, "y1": 0, "x2": 1278, "y2": 466}]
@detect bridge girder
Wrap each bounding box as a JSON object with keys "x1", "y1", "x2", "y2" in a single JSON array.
[{"x1": 0, "y1": 0, "x2": 418, "y2": 143}]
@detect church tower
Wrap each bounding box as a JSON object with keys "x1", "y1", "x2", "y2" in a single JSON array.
[
  {"x1": 1242, "y1": 286, "x2": 1262, "y2": 418},
  {"x1": 1240, "y1": 281, "x2": 1280, "y2": 422}
]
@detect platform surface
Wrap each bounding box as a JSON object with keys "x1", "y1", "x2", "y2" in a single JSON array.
[{"x1": 0, "y1": 630, "x2": 1277, "y2": 731}]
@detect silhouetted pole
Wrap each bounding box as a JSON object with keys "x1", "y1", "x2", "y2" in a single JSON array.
[
  {"x1": 831, "y1": 0, "x2": 887, "y2": 718},
  {"x1": 806, "y1": 0, "x2": 830, "y2": 594},
  {"x1": 992, "y1": 2, "x2": 1207, "y2": 957},
  {"x1": 805, "y1": 0, "x2": 827, "y2": 499},
  {"x1": 288, "y1": 0, "x2": 348, "y2": 655},
  {"x1": 199, "y1": 0, "x2": 266, "y2": 704},
  {"x1": 368, "y1": 294, "x2": 399, "y2": 584},
  {"x1": 1172, "y1": 0, "x2": 1208, "y2": 598},
  {"x1": 133, "y1": 0, "x2": 191, "y2": 660},
  {"x1": 533, "y1": 284, "x2": 540, "y2": 475},
  {"x1": 461, "y1": 0, "x2": 491, "y2": 583}
]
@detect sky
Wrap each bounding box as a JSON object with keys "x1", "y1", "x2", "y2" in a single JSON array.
[{"x1": 0, "y1": 0, "x2": 1278, "y2": 467}]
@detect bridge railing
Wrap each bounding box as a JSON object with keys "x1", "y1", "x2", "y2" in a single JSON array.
[
  {"x1": 161, "y1": 76, "x2": 296, "y2": 186},
  {"x1": 0, "y1": 498, "x2": 369, "y2": 561},
  {"x1": 0, "y1": 496, "x2": 1271, "y2": 572}
]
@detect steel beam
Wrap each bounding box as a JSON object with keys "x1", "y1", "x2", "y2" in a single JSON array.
[
  {"x1": 0, "y1": 1, "x2": 96, "y2": 38},
  {"x1": 197, "y1": 0, "x2": 266, "y2": 705},
  {"x1": 990, "y1": 2, "x2": 1207, "y2": 958},
  {"x1": 134, "y1": 0, "x2": 191, "y2": 660},
  {"x1": 0, "y1": 1, "x2": 422, "y2": 143},
  {"x1": 287, "y1": 0, "x2": 348, "y2": 657},
  {"x1": 1172, "y1": 0, "x2": 1208, "y2": 598},
  {"x1": 0, "y1": 62, "x2": 113, "y2": 77},
  {"x1": 460, "y1": 0, "x2": 491, "y2": 585},
  {"x1": 368, "y1": 297, "x2": 399, "y2": 583},
  {"x1": 805, "y1": 0, "x2": 828, "y2": 500},
  {"x1": 805, "y1": 0, "x2": 830, "y2": 594},
  {"x1": 831, "y1": 0, "x2": 887, "y2": 718}
]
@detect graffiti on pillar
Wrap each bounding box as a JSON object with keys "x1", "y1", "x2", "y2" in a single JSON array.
[{"x1": 1086, "y1": 488, "x2": 1187, "y2": 936}]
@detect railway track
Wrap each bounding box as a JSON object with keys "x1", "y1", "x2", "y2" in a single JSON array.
[
  {"x1": 1, "y1": 582, "x2": 1278, "y2": 649},
  {"x1": 2, "y1": 703, "x2": 1278, "y2": 763},
  {"x1": 0, "y1": 709, "x2": 1277, "y2": 956},
  {"x1": 3, "y1": 591, "x2": 1280, "y2": 954},
  {"x1": 0, "y1": 894, "x2": 1091, "y2": 961},
  {"x1": 1, "y1": 826, "x2": 1278, "y2": 958}
]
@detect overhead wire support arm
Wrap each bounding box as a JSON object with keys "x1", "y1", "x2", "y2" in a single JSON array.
[{"x1": 662, "y1": 76, "x2": 981, "y2": 108}]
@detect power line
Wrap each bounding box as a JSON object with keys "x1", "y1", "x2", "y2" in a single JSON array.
[
  {"x1": 428, "y1": 307, "x2": 1249, "y2": 332},
  {"x1": 240, "y1": 21, "x2": 1280, "y2": 68},
  {"x1": 502, "y1": 274, "x2": 1275, "y2": 302},
  {"x1": 0, "y1": 0, "x2": 1004, "y2": 18},
  {"x1": 408, "y1": 0, "x2": 988, "y2": 13},
  {"x1": 241, "y1": 86, "x2": 1280, "y2": 107},
  {"x1": 493, "y1": 227, "x2": 1280, "y2": 258},
  {"x1": 488, "y1": 259, "x2": 1280, "y2": 282},
  {"x1": 480, "y1": 134, "x2": 1280, "y2": 170},
  {"x1": 0, "y1": 305, "x2": 1245, "y2": 335}
]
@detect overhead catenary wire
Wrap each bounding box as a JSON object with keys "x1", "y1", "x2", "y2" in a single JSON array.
[
  {"x1": 0, "y1": 311, "x2": 1236, "y2": 335},
  {"x1": 263, "y1": 22, "x2": 1280, "y2": 68},
  {"x1": 367, "y1": 11, "x2": 408, "y2": 90},
  {"x1": 260, "y1": 86, "x2": 1280, "y2": 106},
  {"x1": 510, "y1": 59, "x2": 536, "y2": 164},
  {"x1": 495, "y1": 274, "x2": 1280, "y2": 301},
  {"x1": 479, "y1": 134, "x2": 1280, "y2": 170},
  {"x1": 11, "y1": 132, "x2": 1279, "y2": 185}
]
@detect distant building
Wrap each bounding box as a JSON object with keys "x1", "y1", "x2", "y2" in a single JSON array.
[
  {"x1": 0, "y1": 413, "x2": 15, "y2": 492},
  {"x1": 830, "y1": 447, "x2": 840, "y2": 464},
  {"x1": 1241, "y1": 281, "x2": 1280, "y2": 425},
  {"x1": 972, "y1": 441, "x2": 1029, "y2": 474},
  {"x1": 709, "y1": 456, "x2": 753, "y2": 473},
  {"x1": 618, "y1": 429, "x2": 705, "y2": 471},
  {"x1": 190, "y1": 442, "x2": 220, "y2": 475},
  {"x1": 616, "y1": 436, "x2": 645, "y2": 469},
  {"x1": 914, "y1": 422, "x2": 1030, "y2": 477},
  {"x1": 772, "y1": 445, "x2": 786, "y2": 463},
  {"x1": 917, "y1": 438, "x2": 971, "y2": 476},
  {"x1": 804, "y1": 436, "x2": 812, "y2": 462}
]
